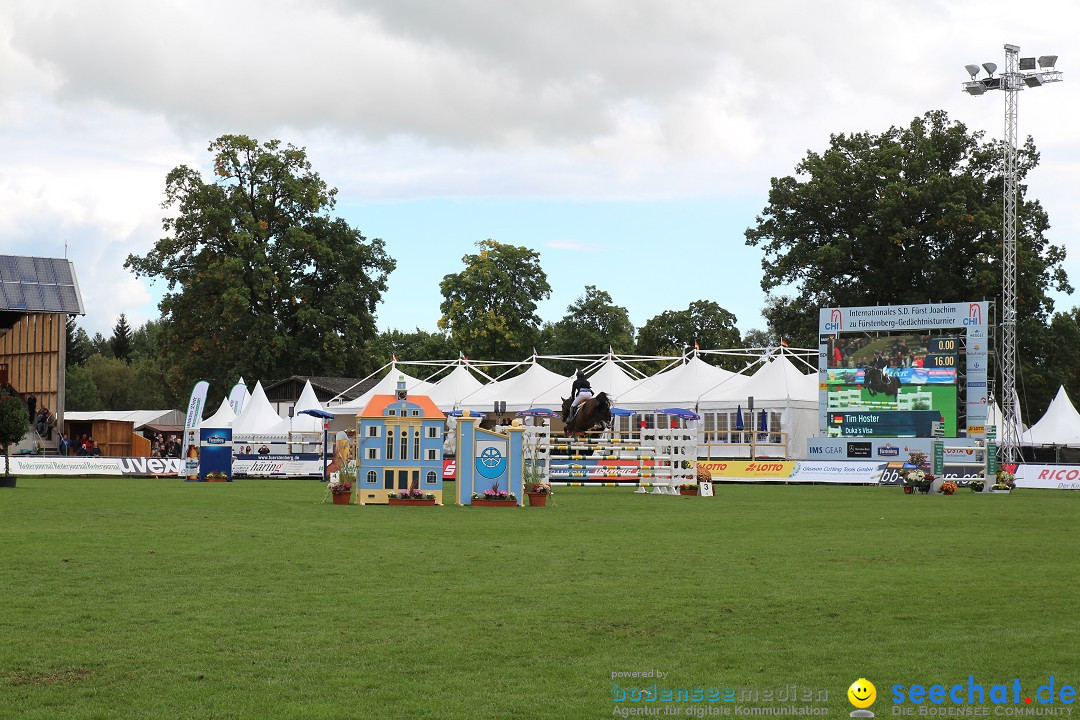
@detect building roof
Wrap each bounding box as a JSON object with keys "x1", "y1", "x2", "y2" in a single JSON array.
[
  {"x1": 359, "y1": 394, "x2": 446, "y2": 419},
  {"x1": 263, "y1": 375, "x2": 378, "y2": 402},
  {"x1": 64, "y1": 410, "x2": 181, "y2": 428},
  {"x1": 0, "y1": 255, "x2": 84, "y2": 314}
]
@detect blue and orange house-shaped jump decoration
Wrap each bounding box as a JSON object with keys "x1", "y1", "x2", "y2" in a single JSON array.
[{"x1": 355, "y1": 376, "x2": 446, "y2": 505}]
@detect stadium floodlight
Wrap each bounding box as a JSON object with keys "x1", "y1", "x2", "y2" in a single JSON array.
[
  {"x1": 962, "y1": 44, "x2": 1063, "y2": 468},
  {"x1": 965, "y1": 64, "x2": 981, "y2": 79}
]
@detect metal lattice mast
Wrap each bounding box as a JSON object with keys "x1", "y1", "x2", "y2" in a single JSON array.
[
  {"x1": 1000, "y1": 44, "x2": 1020, "y2": 465},
  {"x1": 962, "y1": 44, "x2": 1062, "y2": 467}
]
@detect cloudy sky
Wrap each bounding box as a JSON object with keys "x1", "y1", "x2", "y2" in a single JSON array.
[{"x1": 1, "y1": 0, "x2": 1077, "y2": 341}]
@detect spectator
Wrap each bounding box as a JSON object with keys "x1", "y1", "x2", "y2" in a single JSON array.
[
  {"x1": 34, "y1": 406, "x2": 49, "y2": 436},
  {"x1": 57, "y1": 431, "x2": 72, "y2": 456}
]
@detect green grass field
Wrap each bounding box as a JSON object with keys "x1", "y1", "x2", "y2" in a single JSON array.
[{"x1": 2, "y1": 478, "x2": 1078, "y2": 719}]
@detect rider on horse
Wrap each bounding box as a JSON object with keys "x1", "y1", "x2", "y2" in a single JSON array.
[{"x1": 568, "y1": 370, "x2": 592, "y2": 423}]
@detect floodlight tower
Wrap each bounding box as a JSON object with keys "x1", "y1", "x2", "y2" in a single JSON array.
[{"x1": 963, "y1": 45, "x2": 1062, "y2": 465}]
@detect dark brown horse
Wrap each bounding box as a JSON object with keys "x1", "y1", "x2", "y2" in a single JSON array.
[{"x1": 560, "y1": 392, "x2": 612, "y2": 435}]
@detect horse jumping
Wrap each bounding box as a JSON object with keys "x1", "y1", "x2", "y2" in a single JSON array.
[
  {"x1": 560, "y1": 391, "x2": 612, "y2": 435},
  {"x1": 864, "y1": 366, "x2": 901, "y2": 398}
]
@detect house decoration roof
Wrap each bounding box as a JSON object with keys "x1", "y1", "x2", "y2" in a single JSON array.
[{"x1": 359, "y1": 394, "x2": 445, "y2": 419}]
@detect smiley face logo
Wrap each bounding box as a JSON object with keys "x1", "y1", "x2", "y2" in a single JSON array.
[{"x1": 848, "y1": 678, "x2": 876, "y2": 709}]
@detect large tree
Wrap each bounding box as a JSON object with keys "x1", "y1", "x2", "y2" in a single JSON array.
[
  {"x1": 110, "y1": 313, "x2": 133, "y2": 363},
  {"x1": 439, "y1": 239, "x2": 551, "y2": 360},
  {"x1": 65, "y1": 317, "x2": 92, "y2": 367},
  {"x1": 636, "y1": 300, "x2": 741, "y2": 369},
  {"x1": 540, "y1": 285, "x2": 635, "y2": 374},
  {"x1": 125, "y1": 135, "x2": 395, "y2": 397},
  {"x1": 745, "y1": 110, "x2": 1070, "y2": 349}
]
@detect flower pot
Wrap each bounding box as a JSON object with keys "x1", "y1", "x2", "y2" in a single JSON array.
[
  {"x1": 526, "y1": 491, "x2": 548, "y2": 507},
  {"x1": 471, "y1": 499, "x2": 517, "y2": 507},
  {"x1": 942, "y1": 489, "x2": 956, "y2": 495},
  {"x1": 331, "y1": 492, "x2": 352, "y2": 505},
  {"x1": 679, "y1": 488, "x2": 698, "y2": 496},
  {"x1": 388, "y1": 498, "x2": 436, "y2": 506},
  {"x1": 903, "y1": 486, "x2": 914, "y2": 494},
  {"x1": 992, "y1": 488, "x2": 1013, "y2": 494}
]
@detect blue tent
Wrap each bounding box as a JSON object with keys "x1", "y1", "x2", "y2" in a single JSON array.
[{"x1": 610, "y1": 407, "x2": 636, "y2": 417}]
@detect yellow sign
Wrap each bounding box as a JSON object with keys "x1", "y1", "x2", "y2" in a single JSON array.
[
  {"x1": 967, "y1": 425, "x2": 985, "y2": 434},
  {"x1": 698, "y1": 460, "x2": 795, "y2": 479}
]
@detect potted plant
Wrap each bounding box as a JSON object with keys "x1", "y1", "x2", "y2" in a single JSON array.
[
  {"x1": 0, "y1": 390, "x2": 26, "y2": 488},
  {"x1": 678, "y1": 483, "x2": 698, "y2": 496},
  {"x1": 388, "y1": 488, "x2": 437, "y2": 506},
  {"x1": 525, "y1": 481, "x2": 551, "y2": 507},
  {"x1": 472, "y1": 481, "x2": 517, "y2": 506},
  {"x1": 523, "y1": 461, "x2": 550, "y2": 507},
  {"x1": 901, "y1": 451, "x2": 935, "y2": 494},
  {"x1": 940, "y1": 480, "x2": 958, "y2": 495},
  {"x1": 205, "y1": 471, "x2": 229, "y2": 482},
  {"x1": 992, "y1": 470, "x2": 1016, "y2": 493},
  {"x1": 969, "y1": 479, "x2": 985, "y2": 492},
  {"x1": 327, "y1": 477, "x2": 353, "y2": 505}
]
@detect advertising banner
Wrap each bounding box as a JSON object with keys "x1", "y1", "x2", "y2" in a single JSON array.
[
  {"x1": 232, "y1": 454, "x2": 322, "y2": 477},
  {"x1": 0, "y1": 456, "x2": 183, "y2": 476},
  {"x1": 1015, "y1": 464, "x2": 1080, "y2": 490},
  {"x1": 180, "y1": 380, "x2": 209, "y2": 460},
  {"x1": 697, "y1": 460, "x2": 795, "y2": 481},
  {"x1": 199, "y1": 427, "x2": 233, "y2": 481},
  {"x1": 789, "y1": 461, "x2": 885, "y2": 484}
]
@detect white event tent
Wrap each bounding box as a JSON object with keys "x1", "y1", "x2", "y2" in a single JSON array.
[
  {"x1": 329, "y1": 364, "x2": 436, "y2": 414},
  {"x1": 1022, "y1": 386, "x2": 1080, "y2": 447},
  {"x1": 460, "y1": 359, "x2": 570, "y2": 413},
  {"x1": 232, "y1": 381, "x2": 290, "y2": 438},
  {"x1": 199, "y1": 397, "x2": 237, "y2": 430},
  {"x1": 426, "y1": 362, "x2": 489, "y2": 409}
]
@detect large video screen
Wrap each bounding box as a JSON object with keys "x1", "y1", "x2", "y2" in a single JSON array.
[{"x1": 824, "y1": 334, "x2": 959, "y2": 438}]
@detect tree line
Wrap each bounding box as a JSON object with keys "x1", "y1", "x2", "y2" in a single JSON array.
[{"x1": 66, "y1": 114, "x2": 1080, "y2": 420}]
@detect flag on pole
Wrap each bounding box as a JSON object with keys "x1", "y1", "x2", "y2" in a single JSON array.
[
  {"x1": 735, "y1": 405, "x2": 744, "y2": 431},
  {"x1": 780, "y1": 338, "x2": 789, "y2": 347},
  {"x1": 392, "y1": 354, "x2": 397, "y2": 363},
  {"x1": 180, "y1": 380, "x2": 209, "y2": 460}
]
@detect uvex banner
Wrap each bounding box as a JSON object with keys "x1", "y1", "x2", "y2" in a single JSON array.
[{"x1": 0, "y1": 457, "x2": 183, "y2": 476}]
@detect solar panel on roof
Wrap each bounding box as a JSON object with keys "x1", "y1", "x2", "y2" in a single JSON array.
[{"x1": 0, "y1": 255, "x2": 84, "y2": 314}]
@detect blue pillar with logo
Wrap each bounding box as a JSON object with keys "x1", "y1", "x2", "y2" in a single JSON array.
[{"x1": 455, "y1": 413, "x2": 523, "y2": 505}]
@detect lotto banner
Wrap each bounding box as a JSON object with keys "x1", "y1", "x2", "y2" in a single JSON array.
[{"x1": 697, "y1": 460, "x2": 795, "y2": 481}]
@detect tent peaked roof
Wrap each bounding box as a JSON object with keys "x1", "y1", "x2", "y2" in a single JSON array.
[
  {"x1": 719, "y1": 355, "x2": 817, "y2": 404},
  {"x1": 587, "y1": 357, "x2": 642, "y2": 398},
  {"x1": 1024, "y1": 385, "x2": 1080, "y2": 446},
  {"x1": 232, "y1": 381, "x2": 284, "y2": 434},
  {"x1": 426, "y1": 363, "x2": 487, "y2": 408},
  {"x1": 291, "y1": 380, "x2": 325, "y2": 431},
  {"x1": 617, "y1": 355, "x2": 746, "y2": 408},
  {"x1": 463, "y1": 361, "x2": 569, "y2": 411},
  {"x1": 335, "y1": 365, "x2": 436, "y2": 410},
  {"x1": 200, "y1": 397, "x2": 237, "y2": 429}
]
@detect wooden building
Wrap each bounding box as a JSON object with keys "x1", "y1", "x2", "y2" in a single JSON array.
[{"x1": 0, "y1": 256, "x2": 85, "y2": 440}]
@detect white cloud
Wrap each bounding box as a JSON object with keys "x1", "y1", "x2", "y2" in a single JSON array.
[{"x1": 1, "y1": 0, "x2": 1078, "y2": 337}]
